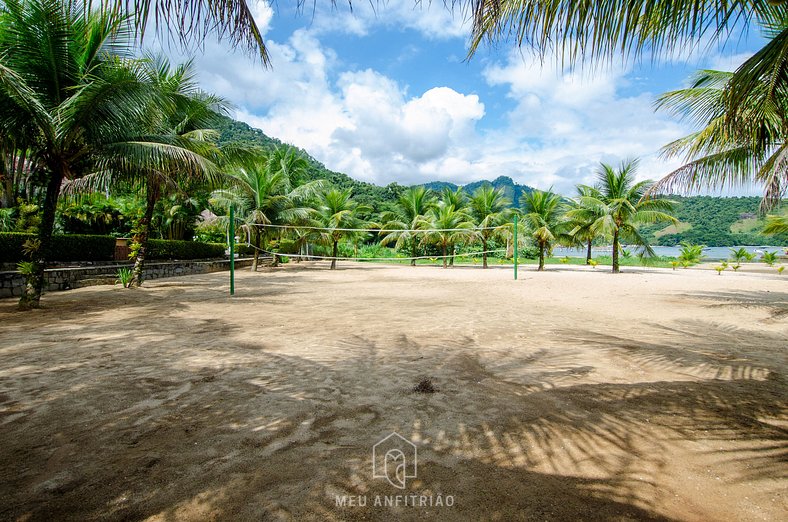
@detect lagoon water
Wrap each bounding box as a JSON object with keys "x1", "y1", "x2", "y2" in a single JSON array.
[{"x1": 552, "y1": 245, "x2": 787, "y2": 260}]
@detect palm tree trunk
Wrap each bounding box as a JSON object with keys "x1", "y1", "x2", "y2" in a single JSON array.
[
  {"x1": 442, "y1": 243, "x2": 447, "y2": 268},
  {"x1": 130, "y1": 182, "x2": 160, "y2": 287},
  {"x1": 612, "y1": 230, "x2": 620, "y2": 273},
  {"x1": 18, "y1": 164, "x2": 64, "y2": 309},
  {"x1": 538, "y1": 243, "x2": 545, "y2": 271},
  {"x1": 410, "y1": 240, "x2": 417, "y2": 267},
  {"x1": 251, "y1": 227, "x2": 261, "y2": 271},
  {"x1": 331, "y1": 239, "x2": 338, "y2": 269},
  {"x1": 586, "y1": 239, "x2": 592, "y2": 265},
  {"x1": 482, "y1": 236, "x2": 488, "y2": 268}
]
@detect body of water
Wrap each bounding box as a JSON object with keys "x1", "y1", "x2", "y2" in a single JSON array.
[{"x1": 552, "y1": 245, "x2": 787, "y2": 261}]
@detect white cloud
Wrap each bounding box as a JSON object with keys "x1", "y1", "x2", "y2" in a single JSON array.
[{"x1": 172, "y1": 12, "x2": 705, "y2": 195}]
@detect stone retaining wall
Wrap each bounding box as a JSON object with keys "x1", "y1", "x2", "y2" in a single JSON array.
[{"x1": 0, "y1": 258, "x2": 257, "y2": 298}]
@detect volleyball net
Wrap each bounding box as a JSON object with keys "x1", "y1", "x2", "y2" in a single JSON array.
[
  {"x1": 225, "y1": 213, "x2": 522, "y2": 295},
  {"x1": 236, "y1": 222, "x2": 512, "y2": 263}
]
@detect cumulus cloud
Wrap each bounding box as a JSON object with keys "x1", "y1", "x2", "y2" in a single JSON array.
[{"x1": 170, "y1": 5, "x2": 736, "y2": 195}]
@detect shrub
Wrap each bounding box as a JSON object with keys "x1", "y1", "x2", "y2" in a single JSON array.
[
  {"x1": 0, "y1": 232, "x2": 115, "y2": 262},
  {"x1": 146, "y1": 239, "x2": 225, "y2": 260}
]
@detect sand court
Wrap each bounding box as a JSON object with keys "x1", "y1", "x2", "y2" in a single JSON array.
[{"x1": 0, "y1": 263, "x2": 785, "y2": 520}]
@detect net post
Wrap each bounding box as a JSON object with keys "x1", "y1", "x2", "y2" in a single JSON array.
[
  {"x1": 513, "y1": 215, "x2": 518, "y2": 280},
  {"x1": 229, "y1": 206, "x2": 235, "y2": 296}
]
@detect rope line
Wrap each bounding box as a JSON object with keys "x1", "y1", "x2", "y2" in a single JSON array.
[
  {"x1": 245, "y1": 244, "x2": 508, "y2": 262},
  {"x1": 244, "y1": 223, "x2": 507, "y2": 233}
]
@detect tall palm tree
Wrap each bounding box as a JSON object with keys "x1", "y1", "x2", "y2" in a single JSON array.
[
  {"x1": 575, "y1": 159, "x2": 677, "y2": 273},
  {"x1": 314, "y1": 187, "x2": 370, "y2": 269},
  {"x1": 424, "y1": 202, "x2": 474, "y2": 268},
  {"x1": 0, "y1": 0, "x2": 164, "y2": 307},
  {"x1": 763, "y1": 215, "x2": 788, "y2": 236},
  {"x1": 652, "y1": 69, "x2": 787, "y2": 211},
  {"x1": 467, "y1": 1, "x2": 786, "y2": 114},
  {"x1": 211, "y1": 151, "x2": 323, "y2": 271},
  {"x1": 521, "y1": 189, "x2": 567, "y2": 271},
  {"x1": 106, "y1": 0, "x2": 267, "y2": 62},
  {"x1": 566, "y1": 185, "x2": 605, "y2": 265},
  {"x1": 441, "y1": 187, "x2": 469, "y2": 266},
  {"x1": 468, "y1": 185, "x2": 511, "y2": 268},
  {"x1": 380, "y1": 186, "x2": 436, "y2": 266},
  {"x1": 69, "y1": 57, "x2": 230, "y2": 287}
]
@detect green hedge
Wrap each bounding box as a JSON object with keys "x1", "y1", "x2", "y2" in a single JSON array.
[
  {"x1": 0, "y1": 233, "x2": 115, "y2": 262},
  {"x1": 146, "y1": 239, "x2": 225, "y2": 260},
  {"x1": 0, "y1": 233, "x2": 226, "y2": 263}
]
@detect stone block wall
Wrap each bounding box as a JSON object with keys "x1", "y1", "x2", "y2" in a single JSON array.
[{"x1": 0, "y1": 258, "x2": 256, "y2": 298}]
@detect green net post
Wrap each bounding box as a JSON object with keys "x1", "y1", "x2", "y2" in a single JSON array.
[
  {"x1": 513, "y1": 214, "x2": 518, "y2": 280},
  {"x1": 229, "y1": 206, "x2": 235, "y2": 296}
]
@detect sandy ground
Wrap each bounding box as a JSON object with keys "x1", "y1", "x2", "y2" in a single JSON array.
[{"x1": 0, "y1": 262, "x2": 786, "y2": 521}]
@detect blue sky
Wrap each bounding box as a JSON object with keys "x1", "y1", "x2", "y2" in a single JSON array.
[{"x1": 172, "y1": 1, "x2": 764, "y2": 195}]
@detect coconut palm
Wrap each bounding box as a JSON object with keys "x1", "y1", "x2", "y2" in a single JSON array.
[
  {"x1": 468, "y1": 185, "x2": 512, "y2": 268},
  {"x1": 67, "y1": 56, "x2": 232, "y2": 287},
  {"x1": 652, "y1": 69, "x2": 787, "y2": 211},
  {"x1": 0, "y1": 0, "x2": 170, "y2": 307},
  {"x1": 763, "y1": 215, "x2": 788, "y2": 236},
  {"x1": 424, "y1": 202, "x2": 474, "y2": 268},
  {"x1": 103, "y1": 0, "x2": 267, "y2": 62},
  {"x1": 566, "y1": 185, "x2": 605, "y2": 265},
  {"x1": 439, "y1": 187, "x2": 469, "y2": 265},
  {"x1": 576, "y1": 159, "x2": 677, "y2": 273},
  {"x1": 730, "y1": 247, "x2": 756, "y2": 263},
  {"x1": 521, "y1": 189, "x2": 567, "y2": 271},
  {"x1": 379, "y1": 186, "x2": 436, "y2": 266},
  {"x1": 314, "y1": 188, "x2": 370, "y2": 270},
  {"x1": 211, "y1": 151, "x2": 324, "y2": 271},
  {"x1": 677, "y1": 242, "x2": 706, "y2": 266},
  {"x1": 467, "y1": 1, "x2": 787, "y2": 121}
]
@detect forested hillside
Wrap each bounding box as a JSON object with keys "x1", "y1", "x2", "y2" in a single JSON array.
[
  {"x1": 640, "y1": 196, "x2": 788, "y2": 246},
  {"x1": 218, "y1": 116, "x2": 785, "y2": 246}
]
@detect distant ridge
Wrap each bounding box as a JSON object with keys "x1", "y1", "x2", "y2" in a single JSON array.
[{"x1": 215, "y1": 115, "x2": 786, "y2": 247}]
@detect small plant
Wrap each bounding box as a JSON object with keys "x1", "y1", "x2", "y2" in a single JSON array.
[
  {"x1": 761, "y1": 251, "x2": 778, "y2": 266},
  {"x1": 778, "y1": 266, "x2": 785, "y2": 275},
  {"x1": 729, "y1": 247, "x2": 755, "y2": 263},
  {"x1": 621, "y1": 248, "x2": 632, "y2": 258},
  {"x1": 116, "y1": 267, "x2": 133, "y2": 288},
  {"x1": 589, "y1": 259, "x2": 599, "y2": 268},
  {"x1": 678, "y1": 242, "x2": 705, "y2": 266},
  {"x1": 720, "y1": 261, "x2": 728, "y2": 269},
  {"x1": 559, "y1": 256, "x2": 570, "y2": 264},
  {"x1": 715, "y1": 265, "x2": 726, "y2": 275},
  {"x1": 681, "y1": 260, "x2": 691, "y2": 268},
  {"x1": 16, "y1": 261, "x2": 35, "y2": 276},
  {"x1": 732, "y1": 263, "x2": 741, "y2": 271},
  {"x1": 670, "y1": 260, "x2": 680, "y2": 270}
]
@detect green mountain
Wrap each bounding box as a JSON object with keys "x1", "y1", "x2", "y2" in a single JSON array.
[
  {"x1": 640, "y1": 196, "x2": 788, "y2": 247},
  {"x1": 216, "y1": 116, "x2": 786, "y2": 246}
]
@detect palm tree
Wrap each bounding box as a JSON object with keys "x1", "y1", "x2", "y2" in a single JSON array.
[
  {"x1": 424, "y1": 202, "x2": 474, "y2": 268},
  {"x1": 68, "y1": 57, "x2": 231, "y2": 287},
  {"x1": 730, "y1": 247, "x2": 756, "y2": 263},
  {"x1": 314, "y1": 188, "x2": 370, "y2": 269},
  {"x1": 380, "y1": 186, "x2": 436, "y2": 266},
  {"x1": 0, "y1": 0, "x2": 167, "y2": 307},
  {"x1": 577, "y1": 159, "x2": 677, "y2": 273},
  {"x1": 763, "y1": 215, "x2": 788, "y2": 236},
  {"x1": 467, "y1": 1, "x2": 786, "y2": 121},
  {"x1": 468, "y1": 185, "x2": 511, "y2": 268},
  {"x1": 521, "y1": 189, "x2": 567, "y2": 271},
  {"x1": 107, "y1": 0, "x2": 267, "y2": 62},
  {"x1": 566, "y1": 185, "x2": 604, "y2": 265},
  {"x1": 211, "y1": 150, "x2": 323, "y2": 271},
  {"x1": 652, "y1": 69, "x2": 787, "y2": 211}
]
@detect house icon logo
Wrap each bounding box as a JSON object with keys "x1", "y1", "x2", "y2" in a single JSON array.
[{"x1": 372, "y1": 432, "x2": 417, "y2": 489}]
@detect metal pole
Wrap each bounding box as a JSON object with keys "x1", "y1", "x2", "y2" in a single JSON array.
[
  {"x1": 229, "y1": 206, "x2": 235, "y2": 296},
  {"x1": 513, "y1": 214, "x2": 518, "y2": 280}
]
